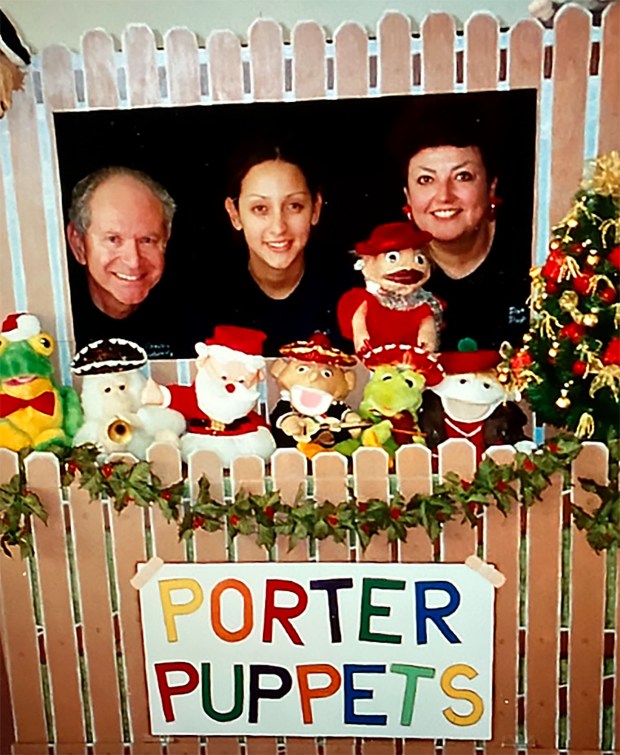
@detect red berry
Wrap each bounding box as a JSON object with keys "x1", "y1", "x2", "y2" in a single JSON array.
[
  {"x1": 435, "y1": 512, "x2": 446, "y2": 523},
  {"x1": 358, "y1": 501, "x2": 368, "y2": 513},
  {"x1": 599, "y1": 286, "x2": 617, "y2": 304},
  {"x1": 327, "y1": 514, "x2": 339, "y2": 527},
  {"x1": 390, "y1": 507, "x2": 402, "y2": 520},
  {"x1": 229, "y1": 514, "x2": 240, "y2": 527},
  {"x1": 573, "y1": 275, "x2": 592, "y2": 295},
  {"x1": 559, "y1": 322, "x2": 586, "y2": 343},
  {"x1": 608, "y1": 246, "x2": 620, "y2": 269},
  {"x1": 124, "y1": 496, "x2": 135, "y2": 505},
  {"x1": 161, "y1": 490, "x2": 171, "y2": 501},
  {"x1": 192, "y1": 515, "x2": 206, "y2": 529},
  {"x1": 467, "y1": 502, "x2": 478, "y2": 514},
  {"x1": 101, "y1": 464, "x2": 114, "y2": 479},
  {"x1": 361, "y1": 522, "x2": 372, "y2": 534},
  {"x1": 264, "y1": 506, "x2": 275, "y2": 520},
  {"x1": 496, "y1": 480, "x2": 509, "y2": 493},
  {"x1": 546, "y1": 442, "x2": 559, "y2": 453},
  {"x1": 523, "y1": 459, "x2": 537, "y2": 473},
  {"x1": 545, "y1": 281, "x2": 559, "y2": 294},
  {"x1": 67, "y1": 460, "x2": 79, "y2": 474},
  {"x1": 461, "y1": 480, "x2": 472, "y2": 491},
  {"x1": 572, "y1": 360, "x2": 587, "y2": 377}
]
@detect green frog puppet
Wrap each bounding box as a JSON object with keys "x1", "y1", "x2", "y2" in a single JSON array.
[{"x1": 0, "y1": 313, "x2": 83, "y2": 451}]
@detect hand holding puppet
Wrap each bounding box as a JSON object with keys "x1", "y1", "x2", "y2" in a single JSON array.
[
  {"x1": 0, "y1": 313, "x2": 82, "y2": 451},
  {"x1": 338, "y1": 222, "x2": 443, "y2": 355},
  {"x1": 142, "y1": 325, "x2": 276, "y2": 466},
  {"x1": 71, "y1": 338, "x2": 185, "y2": 458},
  {"x1": 270, "y1": 333, "x2": 362, "y2": 458},
  {"x1": 419, "y1": 339, "x2": 534, "y2": 462}
]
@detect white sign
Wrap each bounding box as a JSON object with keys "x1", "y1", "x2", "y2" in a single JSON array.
[{"x1": 137, "y1": 562, "x2": 495, "y2": 739}]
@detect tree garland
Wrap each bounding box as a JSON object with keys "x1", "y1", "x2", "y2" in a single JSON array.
[{"x1": 1, "y1": 434, "x2": 617, "y2": 559}]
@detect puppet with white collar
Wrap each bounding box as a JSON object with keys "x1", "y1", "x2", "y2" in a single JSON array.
[
  {"x1": 142, "y1": 325, "x2": 276, "y2": 465},
  {"x1": 337, "y1": 222, "x2": 443, "y2": 356},
  {"x1": 418, "y1": 339, "x2": 532, "y2": 461}
]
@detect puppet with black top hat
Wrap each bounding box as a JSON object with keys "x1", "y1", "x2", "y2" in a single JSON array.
[
  {"x1": 0, "y1": 10, "x2": 31, "y2": 117},
  {"x1": 338, "y1": 222, "x2": 443, "y2": 356},
  {"x1": 142, "y1": 325, "x2": 276, "y2": 465},
  {"x1": 270, "y1": 332, "x2": 364, "y2": 458},
  {"x1": 418, "y1": 338, "x2": 535, "y2": 462}
]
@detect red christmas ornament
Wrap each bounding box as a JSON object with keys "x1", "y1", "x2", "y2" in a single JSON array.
[
  {"x1": 599, "y1": 286, "x2": 617, "y2": 304},
  {"x1": 608, "y1": 246, "x2": 620, "y2": 269},
  {"x1": 570, "y1": 242, "x2": 584, "y2": 255},
  {"x1": 602, "y1": 337, "x2": 620, "y2": 366},
  {"x1": 545, "y1": 281, "x2": 559, "y2": 295},
  {"x1": 573, "y1": 274, "x2": 593, "y2": 295},
  {"x1": 541, "y1": 249, "x2": 565, "y2": 283},
  {"x1": 572, "y1": 360, "x2": 587, "y2": 377},
  {"x1": 559, "y1": 322, "x2": 586, "y2": 343}
]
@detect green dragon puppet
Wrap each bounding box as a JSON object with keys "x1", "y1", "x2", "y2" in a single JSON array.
[{"x1": 0, "y1": 313, "x2": 83, "y2": 451}]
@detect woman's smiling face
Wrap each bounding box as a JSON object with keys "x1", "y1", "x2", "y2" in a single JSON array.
[
  {"x1": 404, "y1": 145, "x2": 496, "y2": 243},
  {"x1": 225, "y1": 159, "x2": 322, "y2": 273}
]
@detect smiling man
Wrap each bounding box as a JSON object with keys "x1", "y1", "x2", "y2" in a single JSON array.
[{"x1": 67, "y1": 166, "x2": 180, "y2": 358}]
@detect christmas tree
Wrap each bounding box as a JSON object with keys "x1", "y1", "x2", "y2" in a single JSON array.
[{"x1": 509, "y1": 151, "x2": 620, "y2": 442}]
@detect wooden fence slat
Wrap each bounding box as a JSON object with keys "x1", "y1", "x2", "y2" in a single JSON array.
[
  {"x1": 123, "y1": 24, "x2": 160, "y2": 108},
  {"x1": 272, "y1": 449, "x2": 309, "y2": 562},
  {"x1": 207, "y1": 30, "x2": 243, "y2": 102},
  {"x1": 396, "y1": 445, "x2": 434, "y2": 563},
  {"x1": 249, "y1": 19, "x2": 284, "y2": 101},
  {"x1": 0, "y1": 450, "x2": 47, "y2": 749},
  {"x1": 354, "y1": 448, "x2": 391, "y2": 563},
  {"x1": 508, "y1": 18, "x2": 544, "y2": 89},
  {"x1": 6, "y1": 76, "x2": 58, "y2": 340},
  {"x1": 421, "y1": 13, "x2": 456, "y2": 93},
  {"x1": 69, "y1": 484, "x2": 123, "y2": 752},
  {"x1": 165, "y1": 27, "x2": 201, "y2": 106},
  {"x1": 109, "y1": 496, "x2": 161, "y2": 754},
  {"x1": 188, "y1": 450, "x2": 228, "y2": 563},
  {"x1": 378, "y1": 12, "x2": 412, "y2": 95},
  {"x1": 82, "y1": 30, "x2": 119, "y2": 108},
  {"x1": 525, "y1": 470, "x2": 562, "y2": 750},
  {"x1": 313, "y1": 453, "x2": 350, "y2": 562},
  {"x1": 26, "y1": 453, "x2": 85, "y2": 750},
  {"x1": 41, "y1": 45, "x2": 76, "y2": 111},
  {"x1": 568, "y1": 442, "x2": 608, "y2": 750},
  {"x1": 465, "y1": 13, "x2": 499, "y2": 92},
  {"x1": 548, "y1": 5, "x2": 591, "y2": 228},
  {"x1": 292, "y1": 22, "x2": 326, "y2": 100},
  {"x1": 438, "y1": 439, "x2": 477, "y2": 565},
  {"x1": 484, "y1": 447, "x2": 519, "y2": 754},
  {"x1": 147, "y1": 441, "x2": 185, "y2": 566},
  {"x1": 232, "y1": 456, "x2": 268, "y2": 562},
  {"x1": 334, "y1": 23, "x2": 368, "y2": 98},
  {"x1": 598, "y1": 1, "x2": 620, "y2": 155}
]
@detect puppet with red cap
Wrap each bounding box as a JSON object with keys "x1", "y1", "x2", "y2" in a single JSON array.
[
  {"x1": 269, "y1": 333, "x2": 363, "y2": 458},
  {"x1": 418, "y1": 338, "x2": 534, "y2": 462},
  {"x1": 0, "y1": 312, "x2": 82, "y2": 451},
  {"x1": 142, "y1": 325, "x2": 276, "y2": 465},
  {"x1": 338, "y1": 222, "x2": 443, "y2": 356}
]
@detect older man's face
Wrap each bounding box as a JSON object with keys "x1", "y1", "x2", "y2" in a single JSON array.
[{"x1": 68, "y1": 174, "x2": 168, "y2": 318}]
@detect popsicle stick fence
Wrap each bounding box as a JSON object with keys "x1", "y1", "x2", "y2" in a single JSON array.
[
  {"x1": 1, "y1": 3, "x2": 618, "y2": 753},
  {"x1": 0, "y1": 440, "x2": 616, "y2": 754}
]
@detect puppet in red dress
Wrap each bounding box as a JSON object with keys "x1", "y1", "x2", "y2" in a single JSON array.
[
  {"x1": 142, "y1": 325, "x2": 276, "y2": 465},
  {"x1": 337, "y1": 222, "x2": 443, "y2": 358}
]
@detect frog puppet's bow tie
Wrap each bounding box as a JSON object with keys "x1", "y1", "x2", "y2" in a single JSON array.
[{"x1": 0, "y1": 391, "x2": 56, "y2": 417}]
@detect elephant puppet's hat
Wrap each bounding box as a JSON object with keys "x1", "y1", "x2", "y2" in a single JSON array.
[
  {"x1": 355, "y1": 222, "x2": 433, "y2": 256},
  {"x1": 439, "y1": 338, "x2": 501, "y2": 375},
  {"x1": 71, "y1": 338, "x2": 148, "y2": 376},
  {"x1": 0, "y1": 11, "x2": 31, "y2": 67},
  {"x1": 359, "y1": 343, "x2": 444, "y2": 387},
  {"x1": 279, "y1": 332, "x2": 357, "y2": 368}
]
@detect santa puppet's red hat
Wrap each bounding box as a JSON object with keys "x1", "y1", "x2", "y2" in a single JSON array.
[
  {"x1": 440, "y1": 339, "x2": 501, "y2": 374},
  {"x1": 196, "y1": 325, "x2": 267, "y2": 368},
  {"x1": 1, "y1": 312, "x2": 41, "y2": 341},
  {"x1": 279, "y1": 332, "x2": 357, "y2": 367},
  {"x1": 355, "y1": 222, "x2": 433, "y2": 257},
  {"x1": 359, "y1": 343, "x2": 444, "y2": 387}
]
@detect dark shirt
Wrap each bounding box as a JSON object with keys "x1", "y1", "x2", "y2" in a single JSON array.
[
  {"x1": 70, "y1": 276, "x2": 190, "y2": 359},
  {"x1": 426, "y1": 219, "x2": 530, "y2": 350},
  {"x1": 212, "y1": 256, "x2": 360, "y2": 356}
]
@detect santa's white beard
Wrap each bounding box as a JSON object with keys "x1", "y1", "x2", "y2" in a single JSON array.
[{"x1": 195, "y1": 369, "x2": 260, "y2": 423}]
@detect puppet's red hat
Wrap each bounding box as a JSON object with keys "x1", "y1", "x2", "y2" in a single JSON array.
[
  {"x1": 204, "y1": 325, "x2": 267, "y2": 356},
  {"x1": 355, "y1": 222, "x2": 433, "y2": 257},
  {"x1": 439, "y1": 338, "x2": 501, "y2": 374},
  {"x1": 359, "y1": 343, "x2": 444, "y2": 386},
  {"x1": 279, "y1": 332, "x2": 357, "y2": 367}
]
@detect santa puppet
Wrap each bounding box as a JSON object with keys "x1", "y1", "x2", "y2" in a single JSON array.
[
  {"x1": 337, "y1": 222, "x2": 443, "y2": 356},
  {"x1": 418, "y1": 341, "x2": 532, "y2": 462},
  {"x1": 269, "y1": 333, "x2": 362, "y2": 457},
  {"x1": 142, "y1": 325, "x2": 276, "y2": 465}
]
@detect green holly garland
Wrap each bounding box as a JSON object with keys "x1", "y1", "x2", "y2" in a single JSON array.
[{"x1": 2, "y1": 434, "x2": 615, "y2": 559}]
